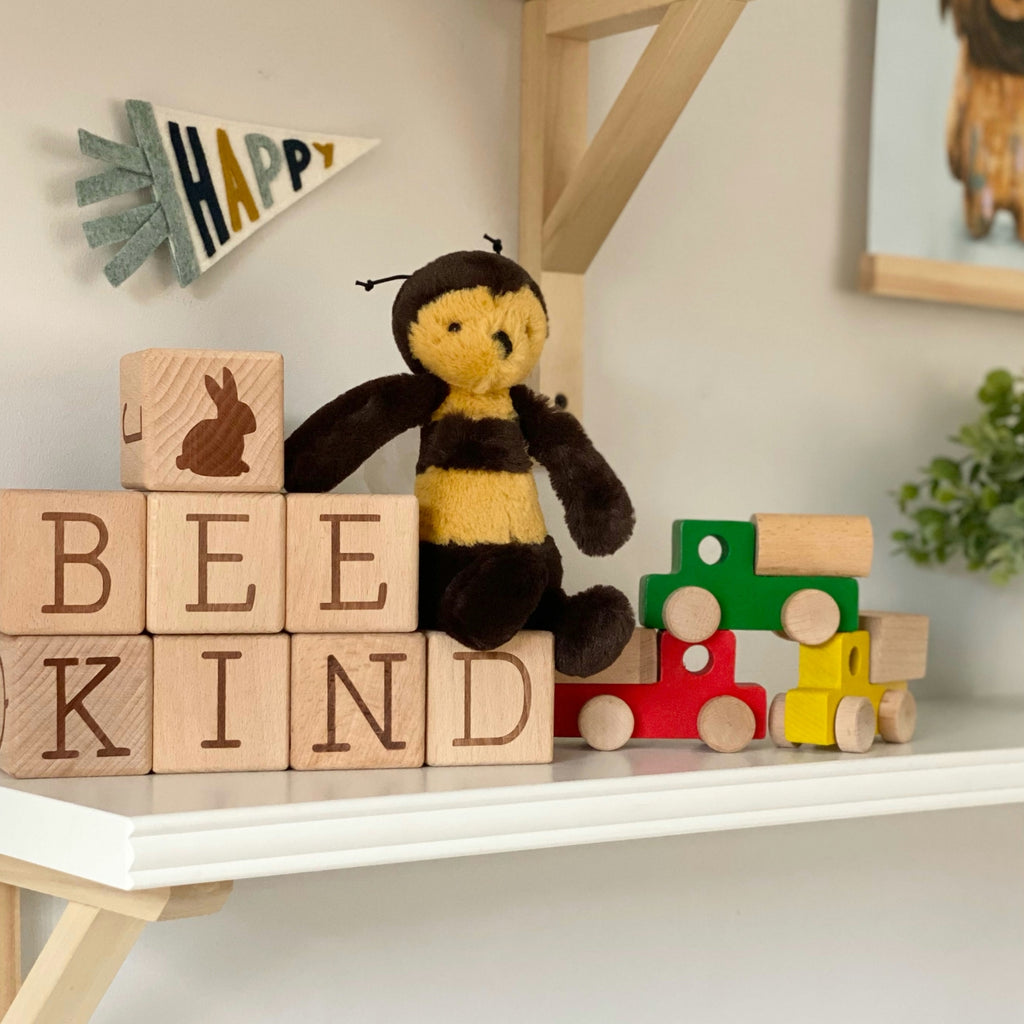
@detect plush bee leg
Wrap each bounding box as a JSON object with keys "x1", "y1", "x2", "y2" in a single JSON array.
[{"x1": 420, "y1": 541, "x2": 551, "y2": 651}]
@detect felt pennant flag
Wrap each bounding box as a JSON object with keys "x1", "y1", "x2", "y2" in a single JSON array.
[{"x1": 76, "y1": 100, "x2": 378, "y2": 287}]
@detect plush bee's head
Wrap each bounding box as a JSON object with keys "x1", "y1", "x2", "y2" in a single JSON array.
[{"x1": 390, "y1": 251, "x2": 548, "y2": 393}]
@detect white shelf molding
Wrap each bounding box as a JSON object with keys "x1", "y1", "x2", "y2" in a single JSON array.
[{"x1": 1, "y1": 700, "x2": 1023, "y2": 891}]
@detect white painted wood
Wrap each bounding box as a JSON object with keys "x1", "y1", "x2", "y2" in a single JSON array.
[{"x1": 1, "y1": 700, "x2": 1024, "y2": 890}]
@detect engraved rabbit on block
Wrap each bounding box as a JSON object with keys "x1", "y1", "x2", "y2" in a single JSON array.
[{"x1": 177, "y1": 367, "x2": 257, "y2": 477}]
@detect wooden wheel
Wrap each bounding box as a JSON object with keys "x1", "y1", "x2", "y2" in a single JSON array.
[
  {"x1": 578, "y1": 695, "x2": 634, "y2": 751},
  {"x1": 663, "y1": 586, "x2": 721, "y2": 643},
  {"x1": 878, "y1": 689, "x2": 917, "y2": 744},
  {"x1": 780, "y1": 589, "x2": 840, "y2": 646},
  {"x1": 834, "y1": 696, "x2": 875, "y2": 753},
  {"x1": 697, "y1": 695, "x2": 755, "y2": 753},
  {"x1": 768, "y1": 692, "x2": 797, "y2": 748}
]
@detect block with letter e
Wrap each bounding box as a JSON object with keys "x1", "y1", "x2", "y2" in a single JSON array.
[
  {"x1": 426, "y1": 631, "x2": 554, "y2": 766},
  {"x1": 0, "y1": 490, "x2": 146, "y2": 635},
  {"x1": 0, "y1": 633, "x2": 152, "y2": 778},
  {"x1": 147, "y1": 492, "x2": 285, "y2": 634},
  {"x1": 286, "y1": 494, "x2": 418, "y2": 633},
  {"x1": 121, "y1": 348, "x2": 284, "y2": 492},
  {"x1": 290, "y1": 633, "x2": 425, "y2": 770}
]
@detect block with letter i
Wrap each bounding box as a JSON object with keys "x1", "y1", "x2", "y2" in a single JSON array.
[
  {"x1": 286, "y1": 494, "x2": 418, "y2": 633},
  {"x1": 152, "y1": 634, "x2": 290, "y2": 773},
  {"x1": 290, "y1": 633, "x2": 425, "y2": 769},
  {"x1": 121, "y1": 348, "x2": 284, "y2": 492},
  {"x1": 426, "y1": 631, "x2": 554, "y2": 767},
  {"x1": 147, "y1": 492, "x2": 285, "y2": 634},
  {"x1": 0, "y1": 490, "x2": 146, "y2": 635},
  {"x1": 0, "y1": 634, "x2": 152, "y2": 778}
]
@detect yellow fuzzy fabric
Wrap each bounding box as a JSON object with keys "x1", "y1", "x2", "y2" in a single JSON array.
[
  {"x1": 408, "y1": 285, "x2": 546, "y2": 394},
  {"x1": 415, "y1": 466, "x2": 547, "y2": 545},
  {"x1": 432, "y1": 388, "x2": 515, "y2": 422}
]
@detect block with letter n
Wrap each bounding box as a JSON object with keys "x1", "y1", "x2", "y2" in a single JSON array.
[
  {"x1": 0, "y1": 490, "x2": 146, "y2": 635},
  {"x1": 426, "y1": 631, "x2": 554, "y2": 767},
  {"x1": 0, "y1": 633, "x2": 152, "y2": 778},
  {"x1": 286, "y1": 494, "x2": 418, "y2": 633}
]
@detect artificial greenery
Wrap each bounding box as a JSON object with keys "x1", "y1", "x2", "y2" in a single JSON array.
[{"x1": 894, "y1": 368, "x2": 1024, "y2": 583}]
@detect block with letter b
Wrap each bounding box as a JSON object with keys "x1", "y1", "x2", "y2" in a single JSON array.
[
  {"x1": 290, "y1": 633, "x2": 425, "y2": 770},
  {"x1": 147, "y1": 492, "x2": 285, "y2": 634},
  {"x1": 152, "y1": 634, "x2": 290, "y2": 773},
  {"x1": 286, "y1": 494, "x2": 418, "y2": 633},
  {"x1": 0, "y1": 490, "x2": 146, "y2": 635},
  {"x1": 426, "y1": 631, "x2": 554, "y2": 767},
  {"x1": 121, "y1": 348, "x2": 284, "y2": 492},
  {"x1": 0, "y1": 633, "x2": 153, "y2": 779}
]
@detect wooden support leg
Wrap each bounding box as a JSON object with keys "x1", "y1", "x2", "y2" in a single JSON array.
[
  {"x1": 3, "y1": 903, "x2": 145, "y2": 1024},
  {"x1": 0, "y1": 885, "x2": 19, "y2": 1016}
]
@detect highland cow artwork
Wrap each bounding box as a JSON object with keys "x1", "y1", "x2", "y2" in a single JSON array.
[{"x1": 862, "y1": 0, "x2": 1024, "y2": 312}]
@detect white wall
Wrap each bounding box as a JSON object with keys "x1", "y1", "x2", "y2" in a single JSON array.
[{"x1": 7, "y1": 0, "x2": 1024, "y2": 1021}]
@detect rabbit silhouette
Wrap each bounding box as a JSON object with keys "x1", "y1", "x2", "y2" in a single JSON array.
[{"x1": 176, "y1": 367, "x2": 257, "y2": 477}]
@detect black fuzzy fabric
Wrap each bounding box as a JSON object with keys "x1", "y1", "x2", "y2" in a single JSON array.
[
  {"x1": 510, "y1": 385, "x2": 635, "y2": 557},
  {"x1": 420, "y1": 538, "x2": 635, "y2": 676},
  {"x1": 284, "y1": 373, "x2": 448, "y2": 492},
  {"x1": 392, "y1": 251, "x2": 546, "y2": 372},
  {"x1": 416, "y1": 415, "x2": 533, "y2": 474},
  {"x1": 944, "y1": 0, "x2": 1024, "y2": 74}
]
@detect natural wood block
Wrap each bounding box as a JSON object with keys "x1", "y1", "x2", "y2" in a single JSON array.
[
  {"x1": 290, "y1": 633, "x2": 425, "y2": 770},
  {"x1": 152, "y1": 634, "x2": 290, "y2": 774},
  {"x1": 752, "y1": 514, "x2": 873, "y2": 577},
  {"x1": 426, "y1": 631, "x2": 554, "y2": 766},
  {"x1": 0, "y1": 490, "x2": 146, "y2": 636},
  {"x1": 120, "y1": 348, "x2": 284, "y2": 492},
  {"x1": 0, "y1": 634, "x2": 152, "y2": 779},
  {"x1": 147, "y1": 493, "x2": 285, "y2": 634},
  {"x1": 859, "y1": 610, "x2": 930, "y2": 682},
  {"x1": 554, "y1": 627, "x2": 658, "y2": 684},
  {"x1": 285, "y1": 494, "x2": 418, "y2": 633}
]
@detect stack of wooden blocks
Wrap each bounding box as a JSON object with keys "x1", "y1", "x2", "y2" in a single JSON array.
[{"x1": 0, "y1": 349, "x2": 554, "y2": 780}]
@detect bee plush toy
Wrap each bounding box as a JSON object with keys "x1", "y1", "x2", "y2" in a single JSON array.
[{"x1": 284, "y1": 241, "x2": 636, "y2": 677}]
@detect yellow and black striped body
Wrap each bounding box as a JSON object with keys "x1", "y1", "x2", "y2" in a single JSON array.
[{"x1": 415, "y1": 389, "x2": 547, "y2": 547}]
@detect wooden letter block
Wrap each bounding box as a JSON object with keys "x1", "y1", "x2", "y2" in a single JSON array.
[
  {"x1": 859, "y1": 610, "x2": 930, "y2": 682},
  {"x1": 554, "y1": 627, "x2": 659, "y2": 684},
  {"x1": 121, "y1": 348, "x2": 284, "y2": 492},
  {"x1": 152, "y1": 634, "x2": 290, "y2": 773},
  {"x1": 0, "y1": 490, "x2": 146, "y2": 636},
  {"x1": 0, "y1": 634, "x2": 152, "y2": 779},
  {"x1": 426, "y1": 631, "x2": 554, "y2": 767},
  {"x1": 752, "y1": 514, "x2": 873, "y2": 577},
  {"x1": 290, "y1": 633, "x2": 425, "y2": 770},
  {"x1": 147, "y1": 493, "x2": 284, "y2": 634},
  {"x1": 286, "y1": 494, "x2": 418, "y2": 633}
]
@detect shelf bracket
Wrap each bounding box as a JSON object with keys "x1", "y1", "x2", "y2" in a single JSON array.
[
  {"x1": 520, "y1": 0, "x2": 749, "y2": 415},
  {"x1": 0, "y1": 855, "x2": 231, "y2": 1024}
]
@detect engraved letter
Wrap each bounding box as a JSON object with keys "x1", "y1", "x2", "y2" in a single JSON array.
[
  {"x1": 200, "y1": 650, "x2": 243, "y2": 749},
  {"x1": 185, "y1": 513, "x2": 256, "y2": 613},
  {"x1": 41, "y1": 512, "x2": 112, "y2": 615},
  {"x1": 41, "y1": 657, "x2": 129, "y2": 760},
  {"x1": 452, "y1": 652, "x2": 531, "y2": 747},
  {"x1": 313, "y1": 652, "x2": 407, "y2": 753},
  {"x1": 318, "y1": 514, "x2": 386, "y2": 611}
]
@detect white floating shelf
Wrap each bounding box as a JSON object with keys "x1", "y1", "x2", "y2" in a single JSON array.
[{"x1": 2, "y1": 698, "x2": 1023, "y2": 891}]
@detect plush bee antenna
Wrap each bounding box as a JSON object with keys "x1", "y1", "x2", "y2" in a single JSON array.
[
  {"x1": 483, "y1": 234, "x2": 503, "y2": 254},
  {"x1": 355, "y1": 274, "x2": 411, "y2": 291}
]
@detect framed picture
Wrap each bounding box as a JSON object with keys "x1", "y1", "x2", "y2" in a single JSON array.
[{"x1": 862, "y1": 0, "x2": 1024, "y2": 312}]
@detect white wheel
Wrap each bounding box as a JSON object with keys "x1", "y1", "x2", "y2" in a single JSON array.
[
  {"x1": 834, "y1": 696, "x2": 875, "y2": 753},
  {"x1": 578, "y1": 695, "x2": 634, "y2": 751},
  {"x1": 768, "y1": 692, "x2": 797, "y2": 748},
  {"x1": 663, "y1": 586, "x2": 721, "y2": 642}
]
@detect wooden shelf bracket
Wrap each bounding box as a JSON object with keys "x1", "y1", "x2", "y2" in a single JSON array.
[
  {"x1": 520, "y1": 0, "x2": 749, "y2": 414},
  {"x1": 0, "y1": 856, "x2": 231, "y2": 1024}
]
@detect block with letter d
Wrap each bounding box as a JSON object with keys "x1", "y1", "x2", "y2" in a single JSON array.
[
  {"x1": 426, "y1": 631, "x2": 554, "y2": 766},
  {"x1": 0, "y1": 490, "x2": 146, "y2": 635},
  {"x1": 286, "y1": 494, "x2": 418, "y2": 633},
  {"x1": 0, "y1": 633, "x2": 153, "y2": 779}
]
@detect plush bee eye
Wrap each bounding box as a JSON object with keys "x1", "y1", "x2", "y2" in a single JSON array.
[{"x1": 447, "y1": 322, "x2": 461, "y2": 333}]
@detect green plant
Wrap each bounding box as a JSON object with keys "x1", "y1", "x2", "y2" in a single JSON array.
[{"x1": 894, "y1": 368, "x2": 1024, "y2": 583}]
